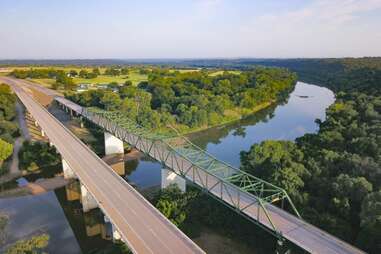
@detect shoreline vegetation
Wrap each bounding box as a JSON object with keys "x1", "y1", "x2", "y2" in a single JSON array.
[
  {"x1": 63, "y1": 67, "x2": 297, "y2": 136},
  {"x1": 8, "y1": 66, "x2": 296, "y2": 136},
  {"x1": 0, "y1": 84, "x2": 20, "y2": 178},
  {"x1": 239, "y1": 58, "x2": 381, "y2": 254},
  {"x1": 179, "y1": 100, "x2": 275, "y2": 136}
]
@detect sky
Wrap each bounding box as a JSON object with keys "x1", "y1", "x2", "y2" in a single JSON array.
[{"x1": 0, "y1": 0, "x2": 381, "y2": 59}]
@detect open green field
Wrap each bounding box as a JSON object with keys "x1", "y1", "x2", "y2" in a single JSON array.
[
  {"x1": 73, "y1": 71, "x2": 147, "y2": 86},
  {"x1": 169, "y1": 69, "x2": 200, "y2": 73},
  {"x1": 209, "y1": 70, "x2": 241, "y2": 76},
  {"x1": 26, "y1": 71, "x2": 147, "y2": 89}
]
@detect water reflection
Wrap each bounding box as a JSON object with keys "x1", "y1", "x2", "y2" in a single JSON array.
[
  {"x1": 0, "y1": 81, "x2": 335, "y2": 253},
  {"x1": 56, "y1": 185, "x2": 111, "y2": 253},
  {"x1": 188, "y1": 82, "x2": 335, "y2": 167},
  {"x1": 0, "y1": 191, "x2": 81, "y2": 254}
]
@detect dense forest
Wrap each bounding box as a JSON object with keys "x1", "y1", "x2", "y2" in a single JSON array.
[
  {"x1": 11, "y1": 68, "x2": 76, "y2": 90},
  {"x1": 0, "y1": 84, "x2": 19, "y2": 175},
  {"x1": 240, "y1": 58, "x2": 381, "y2": 253},
  {"x1": 18, "y1": 141, "x2": 60, "y2": 172},
  {"x1": 252, "y1": 57, "x2": 381, "y2": 94},
  {"x1": 66, "y1": 67, "x2": 296, "y2": 132}
]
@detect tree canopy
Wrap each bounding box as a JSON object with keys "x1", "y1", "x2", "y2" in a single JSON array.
[
  {"x1": 66, "y1": 67, "x2": 297, "y2": 132},
  {"x1": 240, "y1": 78, "x2": 381, "y2": 252}
]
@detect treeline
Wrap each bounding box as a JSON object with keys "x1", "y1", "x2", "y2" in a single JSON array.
[
  {"x1": 152, "y1": 184, "x2": 288, "y2": 253},
  {"x1": 66, "y1": 67, "x2": 296, "y2": 131},
  {"x1": 240, "y1": 91, "x2": 381, "y2": 253},
  {"x1": 18, "y1": 141, "x2": 60, "y2": 172},
  {"x1": 0, "y1": 84, "x2": 19, "y2": 175},
  {"x1": 253, "y1": 57, "x2": 381, "y2": 94},
  {"x1": 11, "y1": 68, "x2": 76, "y2": 90}
]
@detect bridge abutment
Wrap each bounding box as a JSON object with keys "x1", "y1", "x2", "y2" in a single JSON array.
[
  {"x1": 81, "y1": 184, "x2": 98, "y2": 212},
  {"x1": 104, "y1": 132, "x2": 124, "y2": 155},
  {"x1": 161, "y1": 168, "x2": 186, "y2": 192}
]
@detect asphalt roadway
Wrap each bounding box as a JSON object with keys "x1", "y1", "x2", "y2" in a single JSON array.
[{"x1": 2, "y1": 77, "x2": 205, "y2": 254}]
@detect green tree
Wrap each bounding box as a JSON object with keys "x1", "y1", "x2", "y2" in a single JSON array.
[
  {"x1": 100, "y1": 92, "x2": 121, "y2": 111},
  {"x1": 360, "y1": 190, "x2": 381, "y2": 227},
  {"x1": 93, "y1": 68, "x2": 101, "y2": 75},
  {"x1": 0, "y1": 84, "x2": 16, "y2": 121},
  {"x1": 6, "y1": 234, "x2": 49, "y2": 254},
  {"x1": 358, "y1": 191, "x2": 381, "y2": 254},
  {"x1": 121, "y1": 98, "x2": 138, "y2": 120},
  {"x1": 124, "y1": 80, "x2": 132, "y2": 86},
  {"x1": 330, "y1": 174, "x2": 372, "y2": 219},
  {"x1": 0, "y1": 138, "x2": 13, "y2": 164},
  {"x1": 0, "y1": 213, "x2": 8, "y2": 245},
  {"x1": 79, "y1": 69, "x2": 89, "y2": 78},
  {"x1": 121, "y1": 68, "x2": 129, "y2": 75},
  {"x1": 154, "y1": 184, "x2": 197, "y2": 227},
  {"x1": 56, "y1": 73, "x2": 76, "y2": 90},
  {"x1": 69, "y1": 70, "x2": 78, "y2": 77},
  {"x1": 240, "y1": 140, "x2": 309, "y2": 204}
]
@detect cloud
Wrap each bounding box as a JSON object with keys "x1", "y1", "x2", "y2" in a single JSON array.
[{"x1": 237, "y1": 0, "x2": 381, "y2": 57}]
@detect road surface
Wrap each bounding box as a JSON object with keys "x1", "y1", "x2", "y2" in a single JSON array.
[
  {"x1": 1, "y1": 77, "x2": 205, "y2": 254},
  {"x1": 2, "y1": 76, "x2": 366, "y2": 254}
]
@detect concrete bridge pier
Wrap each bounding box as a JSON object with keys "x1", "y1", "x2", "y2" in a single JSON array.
[
  {"x1": 104, "y1": 215, "x2": 123, "y2": 242},
  {"x1": 104, "y1": 132, "x2": 124, "y2": 155},
  {"x1": 62, "y1": 159, "x2": 77, "y2": 179},
  {"x1": 79, "y1": 117, "x2": 84, "y2": 128},
  {"x1": 81, "y1": 184, "x2": 98, "y2": 212},
  {"x1": 161, "y1": 168, "x2": 186, "y2": 192}
]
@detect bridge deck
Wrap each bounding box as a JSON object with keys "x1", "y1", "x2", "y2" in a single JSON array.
[
  {"x1": 3, "y1": 77, "x2": 204, "y2": 254},
  {"x1": 4, "y1": 77, "x2": 366, "y2": 254},
  {"x1": 55, "y1": 97, "x2": 365, "y2": 254}
]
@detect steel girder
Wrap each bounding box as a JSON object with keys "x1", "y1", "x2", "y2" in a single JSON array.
[{"x1": 57, "y1": 101, "x2": 301, "y2": 239}]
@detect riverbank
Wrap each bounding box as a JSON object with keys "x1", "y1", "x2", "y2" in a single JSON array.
[
  {"x1": 174, "y1": 100, "x2": 275, "y2": 136},
  {"x1": 0, "y1": 175, "x2": 70, "y2": 198}
]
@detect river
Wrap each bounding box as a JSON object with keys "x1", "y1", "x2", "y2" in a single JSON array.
[{"x1": 0, "y1": 82, "x2": 334, "y2": 253}]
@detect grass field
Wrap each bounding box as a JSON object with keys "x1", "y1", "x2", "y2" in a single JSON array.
[
  {"x1": 27, "y1": 71, "x2": 147, "y2": 90},
  {"x1": 209, "y1": 70, "x2": 241, "y2": 76},
  {"x1": 73, "y1": 71, "x2": 147, "y2": 86},
  {"x1": 169, "y1": 69, "x2": 200, "y2": 73}
]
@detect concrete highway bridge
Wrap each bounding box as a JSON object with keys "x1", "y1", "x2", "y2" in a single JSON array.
[{"x1": 1, "y1": 77, "x2": 365, "y2": 254}]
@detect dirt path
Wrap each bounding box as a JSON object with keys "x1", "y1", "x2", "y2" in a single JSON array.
[{"x1": 0, "y1": 101, "x2": 30, "y2": 184}]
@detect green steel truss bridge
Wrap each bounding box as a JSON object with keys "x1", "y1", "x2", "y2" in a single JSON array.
[
  {"x1": 55, "y1": 96, "x2": 365, "y2": 254},
  {"x1": 84, "y1": 107, "x2": 300, "y2": 237}
]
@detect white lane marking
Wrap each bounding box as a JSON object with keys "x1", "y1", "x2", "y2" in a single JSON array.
[{"x1": 17, "y1": 87, "x2": 182, "y2": 253}]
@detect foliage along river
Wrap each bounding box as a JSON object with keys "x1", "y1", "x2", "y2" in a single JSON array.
[{"x1": 0, "y1": 82, "x2": 334, "y2": 253}]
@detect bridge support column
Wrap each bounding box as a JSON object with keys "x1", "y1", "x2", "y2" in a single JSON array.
[
  {"x1": 161, "y1": 168, "x2": 186, "y2": 192},
  {"x1": 62, "y1": 159, "x2": 77, "y2": 179},
  {"x1": 104, "y1": 216, "x2": 122, "y2": 242},
  {"x1": 104, "y1": 132, "x2": 124, "y2": 155},
  {"x1": 79, "y1": 117, "x2": 84, "y2": 128},
  {"x1": 81, "y1": 184, "x2": 98, "y2": 212}
]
